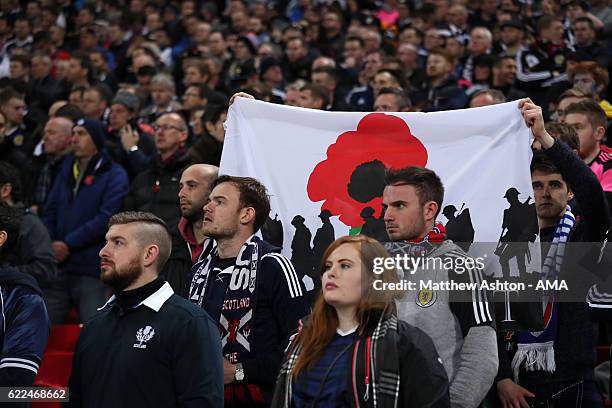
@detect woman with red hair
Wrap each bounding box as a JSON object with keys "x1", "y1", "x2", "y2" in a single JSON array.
[{"x1": 271, "y1": 234, "x2": 449, "y2": 408}]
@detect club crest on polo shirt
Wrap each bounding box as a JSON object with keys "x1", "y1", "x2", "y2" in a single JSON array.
[
  {"x1": 133, "y1": 326, "x2": 155, "y2": 349},
  {"x1": 416, "y1": 288, "x2": 437, "y2": 308}
]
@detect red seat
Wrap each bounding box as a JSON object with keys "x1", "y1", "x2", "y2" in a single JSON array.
[
  {"x1": 34, "y1": 351, "x2": 74, "y2": 389},
  {"x1": 46, "y1": 325, "x2": 82, "y2": 352}
]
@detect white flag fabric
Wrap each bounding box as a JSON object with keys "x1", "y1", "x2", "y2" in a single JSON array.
[{"x1": 220, "y1": 98, "x2": 537, "y2": 275}]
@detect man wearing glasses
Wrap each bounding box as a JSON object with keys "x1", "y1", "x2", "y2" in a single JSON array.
[{"x1": 124, "y1": 112, "x2": 192, "y2": 292}]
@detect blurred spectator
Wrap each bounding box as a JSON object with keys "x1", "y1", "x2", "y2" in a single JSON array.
[
  {"x1": 374, "y1": 87, "x2": 412, "y2": 112},
  {"x1": 414, "y1": 48, "x2": 468, "y2": 112},
  {"x1": 30, "y1": 116, "x2": 73, "y2": 214},
  {"x1": 106, "y1": 91, "x2": 156, "y2": 179},
  {"x1": 188, "y1": 104, "x2": 227, "y2": 166},
  {"x1": 42, "y1": 118, "x2": 128, "y2": 323},
  {"x1": 516, "y1": 16, "x2": 569, "y2": 105},
  {"x1": 140, "y1": 73, "x2": 182, "y2": 124},
  {"x1": 0, "y1": 160, "x2": 56, "y2": 289}
]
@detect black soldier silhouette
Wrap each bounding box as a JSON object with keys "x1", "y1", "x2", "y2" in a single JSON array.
[
  {"x1": 495, "y1": 187, "x2": 539, "y2": 279},
  {"x1": 290, "y1": 215, "x2": 317, "y2": 304},
  {"x1": 312, "y1": 209, "x2": 335, "y2": 271},
  {"x1": 491, "y1": 189, "x2": 542, "y2": 332},
  {"x1": 261, "y1": 213, "x2": 284, "y2": 249},
  {"x1": 442, "y1": 203, "x2": 475, "y2": 252},
  {"x1": 360, "y1": 206, "x2": 388, "y2": 242}
]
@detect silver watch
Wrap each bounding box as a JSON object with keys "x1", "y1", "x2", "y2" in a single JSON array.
[{"x1": 235, "y1": 363, "x2": 244, "y2": 382}]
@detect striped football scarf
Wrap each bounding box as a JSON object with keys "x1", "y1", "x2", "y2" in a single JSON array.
[{"x1": 511, "y1": 205, "x2": 575, "y2": 381}]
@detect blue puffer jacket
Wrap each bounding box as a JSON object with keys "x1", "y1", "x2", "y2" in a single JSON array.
[{"x1": 42, "y1": 152, "x2": 129, "y2": 278}]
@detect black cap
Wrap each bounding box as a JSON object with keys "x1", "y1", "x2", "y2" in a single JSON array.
[
  {"x1": 500, "y1": 19, "x2": 524, "y2": 31},
  {"x1": 259, "y1": 57, "x2": 280, "y2": 79},
  {"x1": 137, "y1": 65, "x2": 157, "y2": 77},
  {"x1": 230, "y1": 59, "x2": 257, "y2": 84}
]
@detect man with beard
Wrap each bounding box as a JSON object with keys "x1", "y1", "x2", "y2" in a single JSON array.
[
  {"x1": 164, "y1": 164, "x2": 218, "y2": 296},
  {"x1": 382, "y1": 166, "x2": 497, "y2": 408},
  {"x1": 188, "y1": 175, "x2": 309, "y2": 407},
  {"x1": 67, "y1": 211, "x2": 223, "y2": 408}
]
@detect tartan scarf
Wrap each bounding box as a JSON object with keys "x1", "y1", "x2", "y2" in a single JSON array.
[
  {"x1": 188, "y1": 235, "x2": 262, "y2": 362},
  {"x1": 511, "y1": 206, "x2": 575, "y2": 381},
  {"x1": 272, "y1": 308, "x2": 401, "y2": 408},
  {"x1": 390, "y1": 223, "x2": 447, "y2": 258}
]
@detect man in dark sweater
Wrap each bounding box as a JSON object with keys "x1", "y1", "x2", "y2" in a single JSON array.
[
  {"x1": 496, "y1": 99, "x2": 610, "y2": 408},
  {"x1": 67, "y1": 211, "x2": 223, "y2": 408}
]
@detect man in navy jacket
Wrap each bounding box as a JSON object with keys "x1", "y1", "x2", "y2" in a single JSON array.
[{"x1": 42, "y1": 118, "x2": 128, "y2": 323}]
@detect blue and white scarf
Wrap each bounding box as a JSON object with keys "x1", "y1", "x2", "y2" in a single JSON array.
[{"x1": 511, "y1": 205, "x2": 575, "y2": 381}]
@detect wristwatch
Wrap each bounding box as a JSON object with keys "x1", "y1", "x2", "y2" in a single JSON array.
[
  {"x1": 129, "y1": 145, "x2": 139, "y2": 152},
  {"x1": 235, "y1": 363, "x2": 244, "y2": 382}
]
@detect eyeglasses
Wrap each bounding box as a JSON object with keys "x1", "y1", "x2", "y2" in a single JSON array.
[{"x1": 152, "y1": 123, "x2": 184, "y2": 132}]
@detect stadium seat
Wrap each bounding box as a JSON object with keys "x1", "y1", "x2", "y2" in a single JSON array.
[
  {"x1": 46, "y1": 324, "x2": 82, "y2": 352},
  {"x1": 34, "y1": 351, "x2": 73, "y2": 389}
]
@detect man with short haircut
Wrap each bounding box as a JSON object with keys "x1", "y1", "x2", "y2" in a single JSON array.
[
  {"x1": 345, "y1": 50, "x2": 384, "y2": 111},
  {"x1": 310, "y1": 66, "x2": 352, "y2": 111},
  {"x1": 414, "y1": 48, "x2": 468, "y2": 111},
  {"x1": 29, "y1": 53, "x2": 62, "y2": 115},
  {"x1": 124, "y1": 112, "x2": 191, "y2": 229},
  {"x1": 82, "y1": 85, "x2": 110, "y2": 123},
  {"x1": 555, "y1": 88, "x2": 592, "y2": 122},
  {"x1": 43, "y1": 118, "x2": 129, "y2": 323},
  {"x1": 374, "y1": 87, "x2": 412, "y2": 112},
  {"x1": 516, "y1": 16, "x2": 569, "y2": 103},
  {"x1": 342, "y1": 35, "x2": 365, "y2": 70},
  {"x1": 372, "y1": 69, "x2": 402, "y2": 98},
  {"x1": 30, "y1": 117, "x2": 73, "y2": 213},
  {"x1": 573, "y1": 17, "x2": 609, "y2": 67},
  {"x1": 0, "y1": 202, "x2": 50, "y2": 388},
  {"x1": 67, "y1": 211, "x2": 223, "y2": 408},
  {"x1": 462, "y1": 27, "x2": 493, "y2": 82},
  {"x1": 140, "y1": 73, "x2": 182, "y2": 124},
  {"x1": 469, "y1": 89, "x2": 507, "y2": 108},
  {"x1": 188, "y1": 176, "x2": 309, "y2": 407},
  {"x1": 66, "y1": 51, "x2": 92, "y2": 89},
  {"x1": 0, "y1": 88, "x2": 27, "y2": 150},
  {"x1": 563, "y1": 100, "x2": 612, "y2": 211},
  {"x1": 382, "y1": 166, "x2": 497, "y2": 408},
  {"x1": 165, "y1": 163, "x2": 218, "y2": 295},
  {"x1": 492, "y1": 56, "x2": 527, "y2": 101},
  {"x1": 498, "y1": 20, "x2": 525, "y2": 57},
  {"x1": 106, "y1": 91, "x2": 156, "y2": 179},
  {"x1": 283, "y1": 37, "x2": 313, "y2": 83},
  {"x1": 298, "y1": 82, "x2": 328, "y2": 110}
]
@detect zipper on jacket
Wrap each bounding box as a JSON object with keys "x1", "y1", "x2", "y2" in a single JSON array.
[
  {"x1": 352, "y1": 338, "x2": 361, "y2": 408},
  {"x1": 364, "y1": 336, "x2": 371, "y2": 401}
]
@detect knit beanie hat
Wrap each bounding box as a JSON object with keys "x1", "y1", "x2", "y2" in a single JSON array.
[{"x1": 74, "y1": 117, "x2": 106, "y2": 151}]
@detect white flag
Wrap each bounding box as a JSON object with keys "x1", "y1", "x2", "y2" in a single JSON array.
[{"x1": 220, "y1": 98, "x2": 538, "y2": 277}]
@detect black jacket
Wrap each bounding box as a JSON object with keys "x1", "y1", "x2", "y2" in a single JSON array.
[
  {"x1": 105, "y1": 127, "x2": 157, "y2": 180},
  {"x1": 413, "y1": 75, "x2": 468, "y2": 112},
  {"x1": 124, "y1": 151, "x2": 191, "y2": 229},
  {"x1": 271, "y1": 311, "x2": 450, "y2": 408},
  {"x1": 67, "y1": 281, "x2": 223, "y2": 408},
  {"x1": 6, "y1": 204, "x2": 57, "y2": 288},
  {"x1": 0, "y1": 266, "x2": 50, "y2": 390}
]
